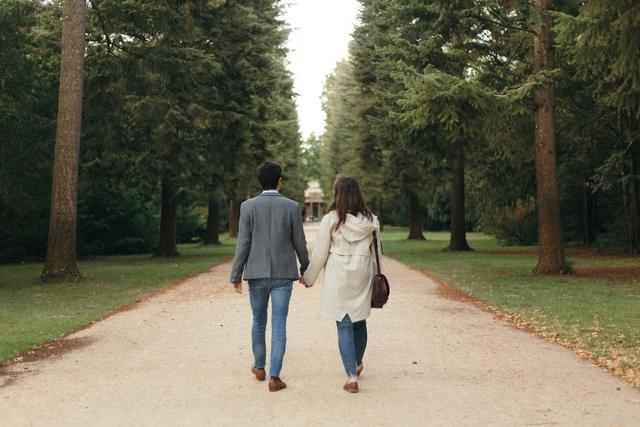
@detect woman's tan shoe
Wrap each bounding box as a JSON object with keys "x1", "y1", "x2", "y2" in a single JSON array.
[
  {"x1": 356, "y1": 364, "x2": 364, "y2": 377},
  {"x1": 251, "y1": 367, "x2": 266, "y2": 381},
  {"x1": 268, "y1": 377, "x2": 287, "y2": 392},
  {"x1": 343, "y1": 381, "x2": 359, "y2": 393}
]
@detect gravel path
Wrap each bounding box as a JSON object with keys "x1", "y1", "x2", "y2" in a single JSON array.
[{"x1": 1, "y1": 226, "x2": 639, "y2": 426}]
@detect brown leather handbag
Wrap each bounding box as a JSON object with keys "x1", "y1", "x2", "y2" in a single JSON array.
[{"x1": 371, "y1": 231, "x2": 390, "y2": 308}]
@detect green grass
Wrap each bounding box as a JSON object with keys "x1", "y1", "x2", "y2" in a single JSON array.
[
  {"x1": 381, "y1": 228, "x2": 640, "y2": 387},
  {"x1": 0, "y1": 240, "x2": 235, "y2": 364}
]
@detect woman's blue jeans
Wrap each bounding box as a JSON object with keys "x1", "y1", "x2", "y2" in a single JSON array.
[
  {"x1": 336, "y1": 314, "x2": 368, "y2": 378},
  {"x1": 248, "y1": 279, "x2": 293, "y2": 379}
]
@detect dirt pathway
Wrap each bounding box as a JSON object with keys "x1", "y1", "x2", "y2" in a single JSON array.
[{"x1": 1, "y1": 226, "x2": 639, "y2": 426}]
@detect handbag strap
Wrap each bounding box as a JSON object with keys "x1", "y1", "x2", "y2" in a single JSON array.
[{"x1": 372, "y1": 231, "x2": 382, "y2": 275}]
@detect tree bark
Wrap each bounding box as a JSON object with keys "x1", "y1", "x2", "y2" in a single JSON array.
[
  {"x1": 619, "y1": 120, "x2": 640, "y2": 253},
  {"x1": 407, "y1": 190, "x2": 425, "y2": 240},
  {"x1": 632, "y1": 158, "x2": 640, "y2": 254},
  {"x1": 532, "y1": 0, "x2": 566, "y2": 274},
  {"x1": 41, "y1": 0, "x2": 86, "y2": 281},
  {"x1": 626, "y1": 152, "x2": 640, "y2": 253},
  {"x1": 156, "y1": 173, "x2": 179, "y2": 257},
  {"x1": 448, "y1": 141, "x2": 472, "y2": 251},
  {"x1": 582, "y1": 177, "x2": 597, "y2": 246},
  {"x1": 204, "y1": 187, "x2": 221, "y2": 245},
  {"x1": 229, "y1": 198, "x2": 241, "y2": 238}
]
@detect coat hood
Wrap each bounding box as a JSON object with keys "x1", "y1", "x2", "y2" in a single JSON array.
[{"x1": 335, "y1": 213, "x2": 379, "y2": 243}]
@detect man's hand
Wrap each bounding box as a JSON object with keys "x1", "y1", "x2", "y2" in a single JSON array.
[{"x1": 233, "y1": 282, "x2": 243, "y2": 294}]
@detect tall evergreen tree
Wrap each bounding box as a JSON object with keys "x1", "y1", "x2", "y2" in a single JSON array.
[
  {"x1": 351, "y1": 0, "x2": 431, "y2": 240},
  {"x1": 530, "y1": 0, "x2": 566, "y2": 273},
  {"x1": 557, "y1": 0, "x2": 640, "y2": 252},
  {"x1": 302, "y1": 134, "x2": 322, "y2": 182},
  {"x1": 41, "y1": 0, "x2": 86, "y2": 280},
  {"x1": 392, "y1": 0, "x2": 498, "y2": 250}
]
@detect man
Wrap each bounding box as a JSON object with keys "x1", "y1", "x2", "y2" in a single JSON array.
[{"x1": 230, "y1": 161, "x2": 310, "y2": 392}]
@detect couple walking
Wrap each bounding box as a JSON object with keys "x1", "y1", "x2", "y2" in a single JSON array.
[{"x1": 230, "y1": 161, "x2": 382, "y2": 394}]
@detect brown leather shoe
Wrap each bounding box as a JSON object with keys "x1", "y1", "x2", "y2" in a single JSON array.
[
  {"x1": 268, "y1": 377, "x2": 287, "y2": 392},
  {"x1": 356, "y1": 364, "x2": 364, "y2": 377},
  {"x1": 251, "y1": 367, "x2": 266, "y2": 381},
  {"x1": 343, "y1": 381, "x2": 359, "y2": 393}
]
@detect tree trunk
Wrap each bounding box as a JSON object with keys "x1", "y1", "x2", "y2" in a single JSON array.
[
  {"x1": 156, "y1": 173, "x2": 179, "y2": 256},
  {"x1": 204, "y1": 188, "x2": 221, "y2": 245},
  {"x1": 407, "y1": 190, "x2": 425, "y2": 240},
  {"x1": 377, "y1": 198, "x2": 384, "y2": 232},
  {"x1": 41, "y1": 0, "x2": 86, "y2": 281},
  {"x1": 229, "y1": 198, "x2": 241, "y2": 238},
  {"x1": 620, "y1": 120, "x2": 640, "y2": 253},
  {"x1": 532, "y1": 0, "x2": 566, "y2": 274},
  {"x1": 626, "y1": 152, "x2": 640, "y2": 253},
  {"x1": 622, "y1": 175, "x2": 632, "y2": 252},
  {"x1": 448, "y1": 141, "x2": 471, "y2": 251},
  {"x1": 582, "y1": 177, "x2": 597, "y2": 246},
  {"x1": 634, "y1": 157, "x2": 640, "y2": 254}
]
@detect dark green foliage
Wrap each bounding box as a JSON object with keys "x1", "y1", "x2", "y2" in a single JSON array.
[
  {"x1": 0, "y1": 0, "x2": 60, "y2": 262},
  {"x1": 555, "y1": 1, "x2": 640, "y2": 252},
  {"x1": 1, "y1": 0, "x2": 302, "y2": 262},
  {"x1": 320, "y1": 60, "x2": 361, "y2": 195},
  {"x1": 301, "y1": 134, "x2": 321, "y2": 182},
  {"x1": 3, "y1": 0, "x2": 640, "y2": 261},
  {"x1": 77, "y1": 186, "x2": 158, "y2": 256},
  {"x1": 176, "y1": 204, "x2": 206, "y2": 244},
  {"x1": 317, "y1": 0, "x2": 638, "y2": 252}
]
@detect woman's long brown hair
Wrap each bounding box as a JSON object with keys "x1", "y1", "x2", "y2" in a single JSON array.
[{"x1": 328, "y1": 175, "x2": 372, "y2": 229}]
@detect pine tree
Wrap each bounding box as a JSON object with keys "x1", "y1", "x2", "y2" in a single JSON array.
[
  {"x1": 557, "y1": 0, "x2": 640, "y2": 253},
  {"x1": 41, "y1": 0, "x2": 86, "y2": 280},
  {"x1": 530, "y1": 0, "x2": 566, "y2": 273},
  {"x1": 350, "y1": 0, "x2": 431, "y2": 240}
]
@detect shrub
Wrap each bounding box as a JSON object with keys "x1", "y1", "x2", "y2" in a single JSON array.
[{"x1": 491, "y1": 198, "x2": 538, "y2": 245}]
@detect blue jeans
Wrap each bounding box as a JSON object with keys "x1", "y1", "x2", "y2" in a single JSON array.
[
  {"x1": 336, "y1": 314, "x2": 368, "y2": 378},
  {"x1": 248, "y1": 279, "x2": 293, "y2": 378}
]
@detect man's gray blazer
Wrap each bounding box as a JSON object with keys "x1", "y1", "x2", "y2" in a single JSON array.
[{"x1": 230, "y1": 192, "x2": 310, "y2": 283}]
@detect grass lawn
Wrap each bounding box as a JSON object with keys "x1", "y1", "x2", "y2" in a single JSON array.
[
  {"x1": 0, "y1": 240, "x2": 235, "y2": 365},
  {"x1": 381, "y1": 228, "x2": 640, "y2": 387}
]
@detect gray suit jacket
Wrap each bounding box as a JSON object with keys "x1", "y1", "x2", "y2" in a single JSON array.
[{"x1": 229, "y1": 192, "x2": 310, "y2": 283}]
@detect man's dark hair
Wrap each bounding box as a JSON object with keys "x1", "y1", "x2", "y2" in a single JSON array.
[{"x1": 257, "y1": 161, "x2": 282, "y2": 190}]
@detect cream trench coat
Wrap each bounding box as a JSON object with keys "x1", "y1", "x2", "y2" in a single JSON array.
[{"x1": 303, "y1": 211, "x2": 381, "y2": 322}]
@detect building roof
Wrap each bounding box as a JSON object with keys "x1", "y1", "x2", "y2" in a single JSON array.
[{"x1": 304, "y1": 180, "x2": 324, "y2": 204}]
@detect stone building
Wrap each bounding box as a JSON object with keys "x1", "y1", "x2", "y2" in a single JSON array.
[{"x1": 304, "y1": 180, "x2": 325, "y2": 221}]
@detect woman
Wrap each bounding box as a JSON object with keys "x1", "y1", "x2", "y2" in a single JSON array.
[{"x1": 303, "y1": 175, "x2": 381, "y2": 393}]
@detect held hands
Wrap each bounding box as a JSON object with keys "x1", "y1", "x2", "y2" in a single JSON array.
[
  {"x1": 299, "y1": 276, "x2": 311, "y2": 288},
  {"x1": 234, "y1": 279, "x2": 309, "y2": 293}
]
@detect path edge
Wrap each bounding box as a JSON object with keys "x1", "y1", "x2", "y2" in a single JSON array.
[
  {"x1": 0, "y1": 257, "x2": 234, "y2": 372},
  {"x1": 390, "y1": 256, "x2": 640, "y2": 390}
]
